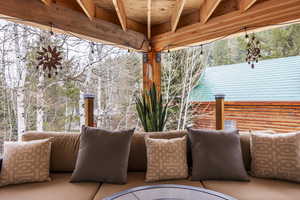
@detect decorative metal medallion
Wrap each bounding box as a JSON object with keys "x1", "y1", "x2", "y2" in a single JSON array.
[
  {"x1": 245, "y1": 32, "x2": 261, "y2": 69},
  {"x1": 36, "y1": 45, "x2": 62, "y2": 78}
]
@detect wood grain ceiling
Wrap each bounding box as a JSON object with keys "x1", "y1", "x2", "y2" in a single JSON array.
[{"x1": 1, "y1": 0, "x2": 300, "y2": 52}]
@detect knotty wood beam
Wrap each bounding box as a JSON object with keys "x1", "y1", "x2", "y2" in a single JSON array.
[
  {"x1": 143, "y1": 51, "x2": 161, "y2": 93},
  {"x1": 239, "y1": 0, "x2": 257, "y2": 11},
  {"x1": 40, "y1": 0, "x2": 52, "y2": 6},
  {"x1": 112, "y1": 0, "x2": 127, "y2": 31},
  {"x1": 152, "y1": 0, "x2": 300, "y2": 51},
  {"x1": 200, "y1": 0, "x2": 222, "y2": 23},
  {"x1": 0, "y1": 0, "x2": 148, "y2": 51},
  {"x1": 170, "y1": 0, "x2": 186, "y2": 32},
  {"x1": 147, "y1": 0, "x2": 151, "y2": 39},
  {"x1": 76, "y1": 0, "x2": 95, "y2": 20}
]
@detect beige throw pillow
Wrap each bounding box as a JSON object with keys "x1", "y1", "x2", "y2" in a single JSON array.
[
  {"x1": 0, "y1": 139, "x2": 52, "y2": 187},
  {"x1": 251, "y1": 131, "x2": 300, "y2": 182},
  {"x1": 145, "y1": 136, "x2": 188, "y2": 182}
]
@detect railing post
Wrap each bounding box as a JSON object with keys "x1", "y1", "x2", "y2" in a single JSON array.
[
  {"x1": 215, "y1": 94, "x2": 225, "y2": 130},
  {"x1": 84, "y1": 94, "x2": 95, "y2": 127},
  {"x1": 142, "y1": 50, "x2": 161, "y2": 94}
]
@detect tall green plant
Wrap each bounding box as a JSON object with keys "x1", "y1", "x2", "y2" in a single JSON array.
[{"x1": 135, "y1": 83, "x2": 168, "y2": 132}]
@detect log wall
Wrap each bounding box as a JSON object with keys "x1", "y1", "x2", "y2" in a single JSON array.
[{"x1": 191, "y1": 101, "x2": 300, "y2": 133}]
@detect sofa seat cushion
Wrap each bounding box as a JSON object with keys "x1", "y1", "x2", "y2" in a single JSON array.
[
  {"x1": 0, "y1": 173, "x2": 100, "y2": 200},
  {"x1": 203, "y1": 176, "x2": 300, "y2": 200},
  {"x1": 94, "y1": 172, "x2": 203, "y2": 200}
]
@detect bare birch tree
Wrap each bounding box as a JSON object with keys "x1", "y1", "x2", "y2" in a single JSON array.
[{"x1": 13, "y1": 24, "x2": 29, "y2": 140}]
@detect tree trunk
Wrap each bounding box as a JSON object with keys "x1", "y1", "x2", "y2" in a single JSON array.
[
  {"x1": 14, "y1": 24, "x2": 28, "y2": 140},
  {"x1": 36, "y1": 75, "x2": 44, "y2": 131},
  {"x1": 177, "y1": 51, "x2": 189, "y2": 130},
  {"x1": 79, "y1": 90, "x2": 85, "y2": 127},
  {"x1": 96, "y1": 76, "x2": 102, "y2": 127},
  {"x1": 182, "y1": 49, "x2": 196, "y2": 129}
]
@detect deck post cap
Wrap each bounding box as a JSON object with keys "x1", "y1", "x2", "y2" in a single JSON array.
[
  {"x1": 83, "y1": 94, "x2": 95, "y2": 99},
  {"x1": 214, "y1": 94, "x2": 225, "y2": 99}
]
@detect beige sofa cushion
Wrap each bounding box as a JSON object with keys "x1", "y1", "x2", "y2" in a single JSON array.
[
  {"x1": 0, "y1": 139, "x2": 51, "y2": 187},
  {"x1": 94, "y1": 172, "x2": 203, "y2": 200},
  {"x1": 203, "y1": 176, "x2": 300, "y2": 200},
  {"x1": 145, "y1": 136, "x2": 188, "y2": 182},
  {"x1": 251, "y1": 131, "x2": 300, "y2": 182},
  {"x1": 0, "y1": 173, "x2": 100, "y2": 200},
  {"x1": 22, "y1": 131, "x2": 80, "y2": 172}
]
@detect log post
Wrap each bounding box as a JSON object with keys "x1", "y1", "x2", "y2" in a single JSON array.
[
  {"x1": 84, "y1": 94, "x2": 95, "y2": 127},
  {"x1": 215, "y1": 94, "x2": 225, "y2": 130},
  {"x1": 142, "y1": 50, "x2": 161, "y2": 93}
]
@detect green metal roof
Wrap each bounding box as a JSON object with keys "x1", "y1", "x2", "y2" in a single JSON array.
[{"x1": 189, "y1": 56, "x2": 300, "y2": 102}]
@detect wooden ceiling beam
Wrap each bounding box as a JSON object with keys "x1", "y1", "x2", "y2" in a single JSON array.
[
  {"x1": 147, "y1": 0, "x2": 151, "y2": 39},
  {"x1": 170, "y1": 0, "x2": 186, "y2": 32},
  {"x1": 152, "y1": 0, "x2": 300, "y2": 51},
  {"x1": 0, "y1": 0, "x2": 148, "y2": 51},
  {"x1": 112, "y1": 0, "x2": 127, "y2": 31},
  {"x1": 40, "y1": 0, "x2": 52, "y2": 6},
  {"x1": 239, "y1": 0, "x2": 258, "y2": 12},
  {"x1": 76, "y1": 0, "x2": 95, "y2": 20},
  {"x1": 200, "y1": 0, "x2": 222, "y2": 24}
]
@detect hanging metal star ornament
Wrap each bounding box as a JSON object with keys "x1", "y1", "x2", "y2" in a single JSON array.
[
  {"x1": 245, "y1": 31, "x2": 262, "y2": 69},
  {"x1": 36, "y1": 45, "x2": 63, "y2": 78}
]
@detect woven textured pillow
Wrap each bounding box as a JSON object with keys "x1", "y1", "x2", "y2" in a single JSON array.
[
  {"x1": 22, "y1": 131, "x2": 80, "y2": 172},
  {"x1": 0, "y1": 139, "x2": 52, "y2": 187},
  {"x1": 145, "y1": 136, "x2": 188, "y2": 182},
  {"x1": 251, "y1": 131, "x2": 300, "y2": 182}
]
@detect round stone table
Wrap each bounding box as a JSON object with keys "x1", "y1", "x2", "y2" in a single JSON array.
[{"x1": 103, "y1": 184, "x2": 237, "y2": 200}]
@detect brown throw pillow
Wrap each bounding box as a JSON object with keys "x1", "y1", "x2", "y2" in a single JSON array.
[
  {"x1": 145, "y1": 136, "x2": 188, "y2": 182},
  {"x1": 0, "y1": 139, "x2": 52, "y2": 187},
  {"x1": 251, "y1": 131, "x2": 300, "y2": 182},
  {"x1": 187, "y1": 128, "x2": 249, "y2": 181},
  {"x1": 70, "y1": 126, "x2": 134, "y2": 184}
]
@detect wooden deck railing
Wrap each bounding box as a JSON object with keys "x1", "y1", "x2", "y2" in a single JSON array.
[{"x1": 191, "y1": 101, "x2": 300, "y2": 133}]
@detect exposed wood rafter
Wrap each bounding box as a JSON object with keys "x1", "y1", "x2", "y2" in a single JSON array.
[
  {"x1": 239, "y1": 0, "x2": 258, "y2": 11},
  {"x1": 76, "y1": 0, "x2": 95, "y2": 20},
  {"x1": 40, "y1": 0, "x2": 52, "y2": 6},
  {"x1": 112, "y1": 0, "x2": 127, "y2": 31},
  {"x1": 200, "y1": 0, "x2": 222, "y2": 23},
  {"x1": 0, "y1": 0, "x2": 148, "y2": 51},
  {"x1": 170, "y1": 0, "x2": 186, "y2": 32},
  {"x1": 152, "y1": 0, "x2": 300, "y2": 51},
  {"x1": 147, "y1": 0, "x2": 151, "y2": 39}
]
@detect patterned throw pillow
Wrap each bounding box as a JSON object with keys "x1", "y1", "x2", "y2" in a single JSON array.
[
  {"x1": 251, "y1": 131, "x2": 300, "y2": 182},
  {"x1": 145, "y1": 136, "x2": 188, "y2": 182},
  {"x1": 0, "y1": 139, "x2": 52, "y2": 187}
]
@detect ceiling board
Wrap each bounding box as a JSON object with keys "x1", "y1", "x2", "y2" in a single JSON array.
[
  {"x1": 211, "y1": 0, "x2": 238, "y2": 18},
  {"x1": 93, "y1": 0, "x2": 203, "y2": 25},
  {"x1": 93, "y1": 0, "x2": 115, "y2": 11},
  {"x1": 56, "y1": 0, "x2": 84, "y2": 12}
]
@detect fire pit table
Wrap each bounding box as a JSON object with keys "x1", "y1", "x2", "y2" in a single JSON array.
[{"x1": 103, "y1": 184, "x2": 237, "y2": 200}]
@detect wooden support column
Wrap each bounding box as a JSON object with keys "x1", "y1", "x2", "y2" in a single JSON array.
[
  {"x1": 84, "y1": 94, "x2": 95, "y2": 127},
  {"x1": 215, "y1": 94, "x2": 225, "y2": 130},
  {"x1": 142, "y1": 50, "x2": 161, "y2": 93}
]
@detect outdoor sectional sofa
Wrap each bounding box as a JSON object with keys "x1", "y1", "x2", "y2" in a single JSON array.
[{"x1": 0, "y1": 130, "x2": 299, "y2": 200}]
